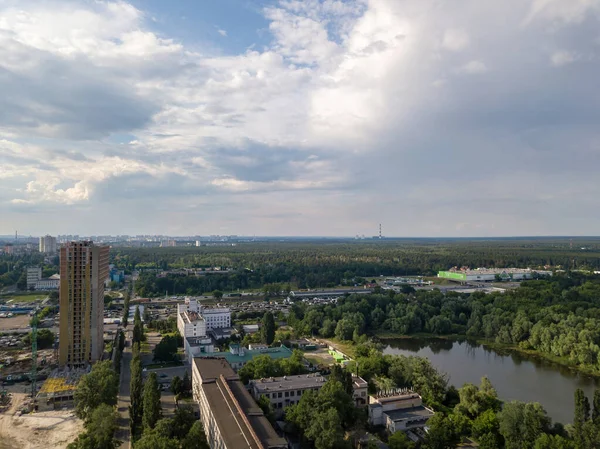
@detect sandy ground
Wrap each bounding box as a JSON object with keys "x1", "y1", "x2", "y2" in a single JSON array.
[
  {"x1": 0, "y1": 315, "x2": 30, "y2": 330},
  {"x1": 0, "y1": 392, "x2": 82, "y2": 449}
]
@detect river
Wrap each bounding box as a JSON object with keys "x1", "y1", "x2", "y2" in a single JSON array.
[{"x1": 383, "y1": 338, "x2": 600, "y2": 425}]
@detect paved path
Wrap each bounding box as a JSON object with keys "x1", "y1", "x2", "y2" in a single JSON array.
[{"x1": 116, "y1": 335, "x2": 132, "y2": 449}]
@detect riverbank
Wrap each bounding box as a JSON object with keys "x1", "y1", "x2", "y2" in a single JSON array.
[{"x1": 375, "y1": 332, "x2": 600, "y2": 378}]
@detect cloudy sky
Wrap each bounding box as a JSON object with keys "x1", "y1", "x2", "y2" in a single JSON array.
[{"x1": 1, "y1": 0, "x2": 599, "y2": 237}]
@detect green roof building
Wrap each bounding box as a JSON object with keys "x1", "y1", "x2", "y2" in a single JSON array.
[{"x1": 195, "y1": 344, "x2": 293, "y2": 371}]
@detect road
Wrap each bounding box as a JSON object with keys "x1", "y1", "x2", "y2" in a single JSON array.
[{"x1": 116, "y1": 331, "x2": 132, "y2": 449}]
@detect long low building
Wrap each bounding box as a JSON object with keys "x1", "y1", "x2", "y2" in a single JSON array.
[
  {"x1": 192, "y1": 358, "x2": 287, "y2": 449},
  {"x1": 250, "y1": 372, "x2": 368, "y2": 415},
  {"x1": 289, "y1": 288, "x2": 373, "y2": 299},
  {"x1": 438, "y1": 268, "x2": 552, "y2": 282}
]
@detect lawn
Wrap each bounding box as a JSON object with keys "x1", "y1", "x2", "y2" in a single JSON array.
[{"x1": 2, "y1": 294, "x2": 48, "y2": 303}]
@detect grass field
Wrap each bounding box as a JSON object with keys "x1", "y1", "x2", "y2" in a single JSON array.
[{"x1": 2, "y1": 294, "x2": 48, "y2": 303}]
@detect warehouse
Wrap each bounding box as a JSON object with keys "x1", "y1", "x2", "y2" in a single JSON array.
[{"x1": 438, "y1": 268, "x2": 552, "y2": 282}]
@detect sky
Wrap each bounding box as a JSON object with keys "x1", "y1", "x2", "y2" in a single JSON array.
[{"x1": 1, "y1": 0, "x2": 599, "y2": 237}]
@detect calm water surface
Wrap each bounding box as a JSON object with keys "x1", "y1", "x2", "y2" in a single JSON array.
[{"x1": 383, "y1": 338, "x2": 600, "y2": 425}]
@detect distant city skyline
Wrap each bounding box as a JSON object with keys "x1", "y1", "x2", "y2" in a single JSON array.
[{"x1": 1, "y1": 1, "x2": 599, "y2": 236}]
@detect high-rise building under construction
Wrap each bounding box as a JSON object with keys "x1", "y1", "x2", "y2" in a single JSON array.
[{"x1": 58, "y1": 241, "x2": 109, "y2": 367}]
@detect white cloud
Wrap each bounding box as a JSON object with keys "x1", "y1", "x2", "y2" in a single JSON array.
[
  {"x1": 1, "y1": 0, "x2": 600, "y2": 236},
  {"x1": 217, "y1": 29, "x2": 227, "y2": 37},
  {"x1": 458, "y1": 60, "x2": 489, "y2": 74},
  {"x1": 442, "y1": 29, "x2": 470, "y2": 51},
  {"x1": 551, "y1": 50, "x2": 577, "y2": 66},
  {"x1": 524, "y1": 0, "x2": 600, "y2": 25}
]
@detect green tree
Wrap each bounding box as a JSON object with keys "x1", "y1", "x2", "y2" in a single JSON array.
[
  {"x1": 142, "y1": 372, "x2": 162, "y2": 430},
  {"x1": 153, "y1": 335, "x2": 179, "y2": 362},
  {"x1": 181, "y1": 421, "x2": 210, "y2": 449},
  {"x1": 170, "y1": 376, "x2": 182, "y2": 396},
  {"x1": 329, "y1": 364, "x2": 353, "y2": 396},
  {"x1": 389, "y1": 431, "x2": 416, "y2": 449},
  {"x1": 593, "y1": 389, "x2": 600, "y2": 424},
  {"x1": 86, "y1": 403, "x2": 119, "y2": 449},
  {"x1": 261, "y1": 311, "x2": 276, "y2": 345},
  {"x1": 130, "y1": 348, "x2": 144, "y2": 431},
  {"x1": 499, "y1": 401, "x2": 551, "y2": 449},
  {"x1": 23, "y1": 328, "x2": 55, "y2": 349},
  {"x1": 171, "y1": 405, "x2": 197, "y2": 439},
  {"x1": 212, "y1": 290, "x2": 223, "y2": 299},
  {"x1": 182, "y1": 370, "x2": 191, "y2": 394},
  {"x1": 574, "y1": 389, "x2": 590, "y2": 449},
  {"x1": 423, "y1": 413, "x2": 460, "y2": 449},
  {"x1": 133, "y1": 305, "x2": 144, "y2": 344},
  {"x1": 68, "y1": 404, "x2": 119, "y2": 449},
  {"x1": 74, "y1": 361, "x2": 119, "y2": 422},
  {"x1": 534, "y1": 434, "x2": 575, "y2": 449},
  {"x1": 257, "y1": 395, "x2": 275, "y2": 422},
  {"x1": 305, "y1": 409, "x2": 345, "y2": 449},
  {"x1": 134, "y1": 434, "x2": 179, "y2": 449}
]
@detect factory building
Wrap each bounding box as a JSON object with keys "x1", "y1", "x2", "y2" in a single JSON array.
[
  {"x1": 368, "y1": 389, "x2": 435, "y2": 434},
  {"x1": 192, "y1": 358, "x2": 287, "y2": 449},
  {"x1": 438, "y1": 268, "x2": 552, "y2": 282},
  {"x1": 178, "y1": 297, "x2": 231, "y2": 330}
]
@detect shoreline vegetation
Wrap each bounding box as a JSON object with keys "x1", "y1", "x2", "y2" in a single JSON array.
[{"x1": 375, "y1": 332, "x2": 600, "y2": 378}]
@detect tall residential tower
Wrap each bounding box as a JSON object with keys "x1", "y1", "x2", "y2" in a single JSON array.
[
  {"x1": 39, "y1": 235, "x2": 57, "y2": 254},
  {"x1": 58, "y1": 241, "x2": 109, "y2": 367}
]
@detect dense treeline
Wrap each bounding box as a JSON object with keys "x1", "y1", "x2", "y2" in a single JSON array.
[
  {"x1": 0, "y1": 253, "x2": 58, "y2": 289},
  {"x1": 115, "y1": 239, "x2": 600, "y2": 295},
  {"x1": 289, "y1": 273, "x2": 600, "y2": 373}
]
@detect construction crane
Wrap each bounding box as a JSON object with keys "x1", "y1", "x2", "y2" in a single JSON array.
[{"x1": 30, "y1": 309, "x2": 39, "y2": 398}]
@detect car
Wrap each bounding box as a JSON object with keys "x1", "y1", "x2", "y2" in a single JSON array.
[
  {"x1": 142, "y1": 368, "x2": 147, "y2": 372},
  {"x1": 159, "y1": 373, "x2": 168, "y2": 378}
]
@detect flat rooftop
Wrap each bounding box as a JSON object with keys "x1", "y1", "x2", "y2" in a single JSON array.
[
  {"x1": 385, "y1": 406, "x2": 435, "y2": 422},
  {"x1": 252, "y1": 373, "x2": 327, "y2": 392},
  {"x1": 181, "y1": 310, "x2": 204, "y2": 324},
  {"x1": 445, "y1": 268, "x2": 550, "y2": 275},
  {"x1": 193, "y1": 358, "x2": 287, "y2": 449},
  {"x1": 290, "y1": 289, "x2": 373, "y2": 297},
  {"x1": 197, "y1": 345, "x2": 293, "y2": 365}
]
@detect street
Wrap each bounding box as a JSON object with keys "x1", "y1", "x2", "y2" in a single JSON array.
[{"x1": 115, "y1": 330, "x2": 132, "y2": 449}]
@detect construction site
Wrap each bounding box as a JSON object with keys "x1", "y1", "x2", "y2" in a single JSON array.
[{"x1": 0, "y1": 308, "x2": 84, "y2": 449}]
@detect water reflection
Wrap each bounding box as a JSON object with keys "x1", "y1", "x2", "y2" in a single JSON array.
[{"x1": 384, "y1": 338, "x2": 600, "y2": 425}]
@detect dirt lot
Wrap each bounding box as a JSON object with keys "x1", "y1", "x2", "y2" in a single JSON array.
[
  {"x1": 0, "y1": 389, "x2": 82, "y2": 449},
  {"x1": 303, "y1": 348, "x2": 335, "y2": 366},
  {"x1": 0, "y1": 315, "x2": 30, "y2": 331}
]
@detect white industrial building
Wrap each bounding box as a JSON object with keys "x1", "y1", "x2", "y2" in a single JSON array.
[
  {"x1": 26, "y1": 266, "x2": 42, "y2": 290},
  {"x1": 438, "y1": 268, "x2": 552, "y2": 282},
  {"x1": 177, "y1": 310, "x2": 207, "y2": 339},
  {"x1": 35, "y1": 274, "x2": 60, "y2": 290},
  {"x1": 39, "y1": 235, "x2": 57, "y2": 254},
  {"x1": 368, "y1": 389, "x2": 435, "y2": 433},
  {"x1": 178, "y1": 297, "x2": 231, "y2": 330}
]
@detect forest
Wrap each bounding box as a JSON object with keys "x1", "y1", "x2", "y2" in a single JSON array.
[
  {"x1": 114, "y1": 238, "x2": 600, "y2": 296},
  {"x1": 287, "y1": 273, "x2": 600, "y2": 374}
]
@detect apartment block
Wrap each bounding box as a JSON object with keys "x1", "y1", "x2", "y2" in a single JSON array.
[
  {"x1": 26, "y1": 266, "x2": 42, "y2": 290},
  {"x1": 58, "y1": 241, "x2": 110, "y2": 367},
  {"x1": 39, "y1": 235, "x2": 57, "y2": 254}
]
